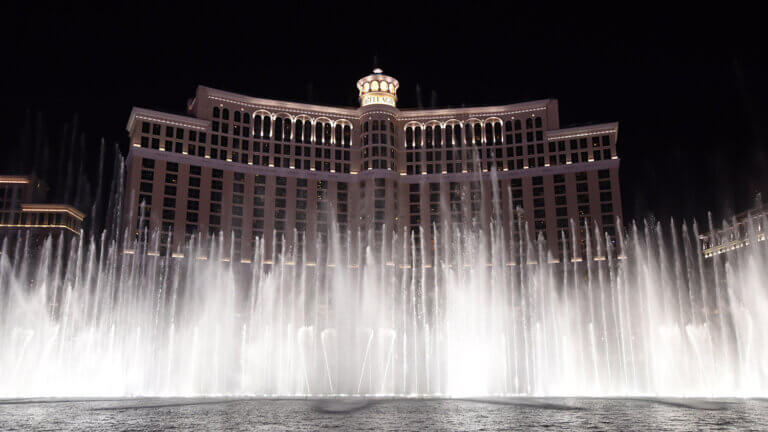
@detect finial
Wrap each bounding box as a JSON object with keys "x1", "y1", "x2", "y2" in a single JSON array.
[{"x1": 373, "y1": 68, "x2": 383, "y2": 74}]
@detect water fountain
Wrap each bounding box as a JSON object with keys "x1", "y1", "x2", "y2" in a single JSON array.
[{"x1": 1, "y1": 192, "x2": 767, "y2": 399}]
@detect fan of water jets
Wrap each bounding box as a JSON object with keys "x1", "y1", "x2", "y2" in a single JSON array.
[{"x1": 1, "y1": 201, "x2": 768, "y2": 398}]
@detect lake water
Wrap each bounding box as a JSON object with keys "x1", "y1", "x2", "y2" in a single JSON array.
[{"x1": 1, "y1": 398, "x2": 766, "y2": 431}]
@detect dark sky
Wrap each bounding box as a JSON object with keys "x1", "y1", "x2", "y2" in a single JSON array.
[{"x1": 1, "y1": 2, "x2": 766, "y2": 226}]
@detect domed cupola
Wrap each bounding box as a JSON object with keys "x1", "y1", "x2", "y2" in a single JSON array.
[{"x1": 356, "y1": 68, "x2": 399, "y2": 108}]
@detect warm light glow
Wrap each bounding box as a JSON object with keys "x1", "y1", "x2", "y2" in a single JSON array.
[
  {"x1": 0, "y1": 177, "x2": 31, "y2": 184},
  {"x1": 0, "y1": 224, "x2": 80, "y2": 235}
]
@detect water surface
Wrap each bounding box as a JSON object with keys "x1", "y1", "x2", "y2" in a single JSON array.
[{"x1": 1, "y1": 398, "x2": 765, "y2": 431}]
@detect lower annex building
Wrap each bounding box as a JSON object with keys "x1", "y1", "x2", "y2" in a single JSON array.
[
  {"x1": 0, "y1": 174, "x2": 85, "y2": 251},
  {"x1": 123, "y1": 69, "x2": 622, "y2": 265}
]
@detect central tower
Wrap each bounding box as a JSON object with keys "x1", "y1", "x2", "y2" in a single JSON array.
[{"x1": 356, "y1": 69, "x2": 400, "y2": 259}]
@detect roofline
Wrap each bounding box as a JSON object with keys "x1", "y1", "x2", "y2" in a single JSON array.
[
  {"x1": 126, "y1": 107, "x2": 210, "y2": 132},
  {"x1": 198, "y1": 86, "x2": 360, "y2": 118},
  {"x1": 198, "y1": 86, "x2": 560, "y2": 120},
  {"x1": 397, "y1": 99, "x2": 557, "y2": 120},
  {"x1": 545, "y1": 122, "x2": 620, "y2": 140}
]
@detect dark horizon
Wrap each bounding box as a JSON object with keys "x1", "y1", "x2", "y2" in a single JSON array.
[{"x1": 1, "y1": 2, "x2": 766, "y2": 227}]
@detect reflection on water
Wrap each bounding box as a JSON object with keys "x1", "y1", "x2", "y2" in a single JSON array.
[{"x1": 0, "y1": 398, "x2": 766, "y2": 431}]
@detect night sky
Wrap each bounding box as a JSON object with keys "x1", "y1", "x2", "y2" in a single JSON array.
[{"x1": 1, "y1": 2, "x2": 766, "y2": 227}]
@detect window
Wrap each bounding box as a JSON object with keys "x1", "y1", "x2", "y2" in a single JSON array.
[
  {"x1": 263, "y1": 116, "x2": 271, "y2": 137},
  {"x1": 254, "y1": 116, "x2": 262, "y2": 137},
  {"x1": 295, "y1": 120, "x2": 304, "y2": 143},
  {"x1": 274, "y1": 117, "x2": 283, "y2": 141}
]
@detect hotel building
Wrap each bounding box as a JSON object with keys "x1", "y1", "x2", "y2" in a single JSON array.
[{"x1": 123, "y1": 69, "x2": 622, "y2": 264}]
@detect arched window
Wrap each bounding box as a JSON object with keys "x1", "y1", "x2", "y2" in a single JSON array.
[
  {"x1": 525, "y1": 118, "x2": 533, "y2": 129},
  {"x1": 485, "y1": 123, "x2": 493, "y2": 144},
  {"x1": 363, "y1": 122, "x2": 369, "y2": 132},
  {"x1": 414, "y1": 127, "x2": 422, "y2": 148},
  {"x1": 335, "y1": 124, "x2": 342, "y2": 146},
  {"x1": 213, "y1": 106, "x2": 220, "y2": 118},
  {"x1": 254, "y1": 116, "x2": 262, "y2": 137},
  {"x1": 274, "y1": 117, "x2": 283, "y2": 141},
  {"x1": 534, "y1": 117, "x2": 542, "y2": 128},
  {"x1": 464, "y1": 125, "x2": 472, "y2": 146},
  {"x1": 324, "y1": 123, "x2": 332, "y2": 145},
  {"x1": 406, "y1": 127, "x2": 413, "y2": 147},
  {"x1": 263, "y1": 116, "x2": 271, "y2": 138},
  {"x1": 304, "y1": 121, "x2": 312, "y2": 143},
  {"x1": 445, "y1": 125, "x2": 453, "y2": 147},
  {"x1": 315, "y1": 122, "x2": 323, "y2": 143},
  {"x1": 514, "y1": 119, "x2": 522, "y2": 130},
  {"x1": 425, "y1": 126, "x2": 433, "y2": 148},
  {"x1": 243, "y1": 113, "x2": 251, "y2": 124},
  {"x1": 494, "y1": 123, "x2": 502, "y2": 144},
  {"x1": 222, "y1": 108, "x2": 230, "y2": 120},
  {"x1": 505, "y1": 120, "x2": 513, "y2": 133},
  {"x1": 455, "y1": 124, "x2": 462, "y2": 147},
  {"x1": 234, "y1": 111, "x2": 241, "y2": 122},
  {"x1": 343, "y1": 125, "x2": 351, "y2": 147},
  {"x1": 295, "y1": 120, "x2": 303, "y2": 143},
  {"x1": 283, "y1": 117, "x2": 291, "y2": 141},
  {"x1": 473, "y1": 123, "x2": 482, "y2": 145},
  {"x1": 434, "y1": 125, "x2": 442, "y2": 148}
]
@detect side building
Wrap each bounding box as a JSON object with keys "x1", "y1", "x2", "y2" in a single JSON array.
[
  {"x1": 122, "y1": 69, "x2": 622, "y2": 265},
  {"x1": 0, "y1": 175, "x2": 85, "y2": 251},
  {"x1": 700, "y1": 202, "x2": 768, "y2": 257}
]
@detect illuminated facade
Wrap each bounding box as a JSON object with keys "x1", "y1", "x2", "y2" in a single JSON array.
[
  {"x1": 123, "y1": 69, "x2": 622, "y2": 263},
  {"x1": 0, "y1": 175, "x2": 85, "y2": 249}
]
